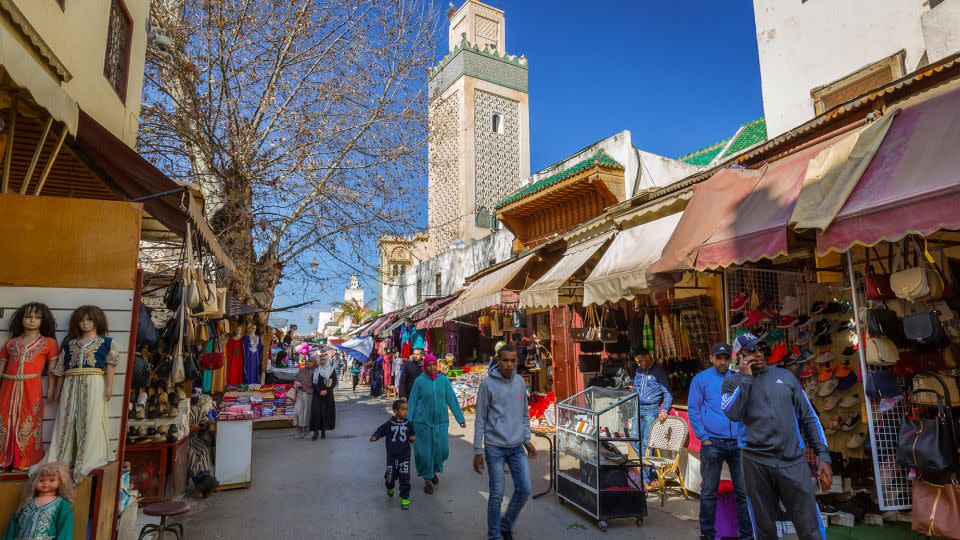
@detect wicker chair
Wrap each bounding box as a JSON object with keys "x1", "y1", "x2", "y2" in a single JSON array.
[{"x1": 641, "y1": 415, "x2": 690, "y2": 506}]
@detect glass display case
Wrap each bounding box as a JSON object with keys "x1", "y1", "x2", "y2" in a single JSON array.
[{"x1": 555, "y1": 386, "x2": 646, "y2": 532}]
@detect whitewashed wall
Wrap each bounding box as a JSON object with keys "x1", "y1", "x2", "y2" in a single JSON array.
[{"x1": 0, "y1": 286, "x2": 134, "y2": 463}]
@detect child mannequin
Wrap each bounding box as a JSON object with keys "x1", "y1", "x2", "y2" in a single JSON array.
[{"x1": 3, "y1": 461, "x2": 74, "y2": 539}]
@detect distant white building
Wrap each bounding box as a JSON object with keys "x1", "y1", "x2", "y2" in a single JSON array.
[{"x1": 754, "y1": 0, "x2": 960, "y2": 137}]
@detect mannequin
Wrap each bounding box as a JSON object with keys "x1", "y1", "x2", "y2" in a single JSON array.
[
  {"x1": 47, "y1": 305, "x2": 116, "y2": 484},
  {"x1": 242, "y1": 325, "x2": 262, "y2": 385},
  {"x1": 225, "y1": 323, "x2": 244, "y2": 386},
  {"x1": 0, "y1": 303, "x2": 59, "y2": 470}
]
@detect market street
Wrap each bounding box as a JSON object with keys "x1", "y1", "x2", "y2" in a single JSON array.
[{"x1": 174, "y1": 391, "x2": 699, "y2": 539}]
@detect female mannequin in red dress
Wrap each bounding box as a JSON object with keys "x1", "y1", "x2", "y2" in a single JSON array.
[{"x1": 225, "y1": 325, "x2": 244, "y2": 386}]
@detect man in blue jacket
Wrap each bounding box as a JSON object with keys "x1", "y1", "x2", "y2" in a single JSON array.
[
  {"x1": 721, "y1": 333, "x2": 831, "y2": 540},
  {"x1": 688, "y1": 342, "x2": 752, "y2": 540},
  {"x1": 630, "y1": 348, "x2": 672, "y2": 490}
]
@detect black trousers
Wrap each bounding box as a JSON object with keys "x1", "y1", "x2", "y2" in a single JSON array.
[
  {"x1": 352, "y1": 375, "x2": 359, "y2": 391},
  {"x1": 385, "y1": 456, "x2": 411, "y2": 499},
  {"x1": 740, "y1": 456, "x2": 826, "y2": 540}
]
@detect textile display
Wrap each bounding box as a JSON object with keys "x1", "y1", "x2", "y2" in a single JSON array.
[{"x1": 0, "y1": 336, "x2": 58, "y2": 469}]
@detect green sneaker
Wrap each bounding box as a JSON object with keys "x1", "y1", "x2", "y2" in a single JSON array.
[
  {"x1": 400, "y1": 498, "x2": 410, "y2": 510},
  {"x1": 386, "y1": 488, "x2": 394, "y2": 497}
]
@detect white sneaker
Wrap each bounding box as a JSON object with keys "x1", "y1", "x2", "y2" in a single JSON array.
[
  {"x1": 815, "y1": 351, "x2": 834, "y2": 364},
  {"x1": 839, "y1": 393, "x2": 860, "y2": 409},
  {"x1": 780, "y1": 296, "x2": 799, "y2": 316},
  {"x1": 846, "y1": 432, "x2": 866, "y2": 449},
  {"x1": 818, "y1": 378, "x2": 839, "y2": 397},
  {"x1": 823, "y1": 394, "x2": 841, "y2": 411}
]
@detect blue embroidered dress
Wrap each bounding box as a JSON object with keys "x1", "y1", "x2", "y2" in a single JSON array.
[
  {"x1": 2, "y1": 496, "x2": 73, "y2": 540},
  {"x1": 47, "y1": 336, "x2": 117, "y2": 483}
]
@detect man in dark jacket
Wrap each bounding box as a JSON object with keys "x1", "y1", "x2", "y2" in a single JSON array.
[
  {"x1": 688, "y1": 342, "x2": 752, "y2": 540},
  {"x1": 721, "y1": 333, "x2": 831, "y2": 540},
  {"x1": 398, "y1": 348, "x2": 424, "y2": 400}
]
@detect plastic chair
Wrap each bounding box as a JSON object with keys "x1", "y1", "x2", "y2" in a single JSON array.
[
  {"x1": 138, "y1": 500, "x2": 189, "y2": 540},
  {"x1": 641, "y1": 415, "x2": 690, "y2": 506}
]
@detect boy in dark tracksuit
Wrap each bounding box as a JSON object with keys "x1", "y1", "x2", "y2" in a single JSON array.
[
  {"x1": 721, "y1": 333, "x2": 831, "y2": 540},
  {"x1": 371, "y1": 400, "x2": 416, "y2": 509}
]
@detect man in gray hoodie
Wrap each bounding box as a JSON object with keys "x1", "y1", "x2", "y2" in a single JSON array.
[{"x1": 473, "y1": 344, "x2": 537, "y2": 540}]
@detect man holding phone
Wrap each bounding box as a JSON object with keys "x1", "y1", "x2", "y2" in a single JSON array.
[{"x1": 721, "y1": 332, "x2": 831, "y2": 540}]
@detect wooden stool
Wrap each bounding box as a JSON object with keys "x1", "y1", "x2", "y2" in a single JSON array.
[{"x1": 138, "y1": 500, "x2": 190, "y2": 540}]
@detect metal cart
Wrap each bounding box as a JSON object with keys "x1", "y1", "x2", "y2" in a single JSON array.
[{"x1": 555, "y1": 387, "x2": 646, "y2": 532}]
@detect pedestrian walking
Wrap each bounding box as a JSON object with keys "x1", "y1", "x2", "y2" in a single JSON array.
[
  {"x1": 630, "y1": 348, "x2": 673, "y2": 490},
  {"x1": 472, "y1": 344, "x2": 536, "y2": 540},
  {"x1": 309, "y1": 354, "x2": 338, "y2": 440},
  {"x1": 407, "y1": 354, "x2": 466, "y2": 494},
  {"x1": 291, "y1": 357, "x2": 314, "y2": 438},
  {"x1": 688, "y1": 342, "x2": 752, "y2": 540},
  {"x1": 397, "y1": 348, "x2": 424, "y2": 400},
  {"x1": 370, "y1": 355, "x2": 385, "y2": 398},
  {"x1": 350, "y1": 360, "x2": 361, "y2": 393},
  {"x1": 721, "y1": 332, "x2": 831, "y2": 540},
  {"x1": 370, "y1": 399, "x2": 417, "y2": 510}
]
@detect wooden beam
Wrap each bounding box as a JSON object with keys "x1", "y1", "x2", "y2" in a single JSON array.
[
  {"x1": 20, "y1": 116, "x2": 52, "y2": 194},
  {"x1": 34, "y1": 125, "x2": 67, "y2": 196},
  {"x1": 2, "y1": 96, "x2": 17, "y2": 192}
]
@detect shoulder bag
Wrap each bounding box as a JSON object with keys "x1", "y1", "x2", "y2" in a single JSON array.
[
  {"x1": 569, "y1": 307, "x2": 587, "y2": 342},
  {"x1": 896, "y1": 387, "x2": 957, "y2": 472},
  {"x1": 903, "y1": 311, "x2": 948, "y2": 349},
  {"x1": 865, "y1": 247, "x2": 896, "y2": 301},
  {"x1": 912, "y1": 475, "x2": 960, "y2": 540},
  {"x1": 865, "y1": 369, "x2": 901, "y2": 399},
  {"x1": 599, "y1": 306, "x2": 619, "y2": 343},
  {"x1": 865, "y1": 336, "x2": 899, "y2": 366},
  {"x1": 866, "y1": 308, "x2": 907, "y2": 346},
  {"x1": 891, "y1": 241, "x2": 931, "y2": 301},
  {"x1": 580, "y1": 305, "x2": 604, "y2": 353}
]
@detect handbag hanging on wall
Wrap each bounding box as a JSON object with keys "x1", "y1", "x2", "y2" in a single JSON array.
[
  {"x1": 569, "y1": 306, "x2": 587, "y2": 342},
  {"x1": 912, "y1": 475, "x2": 960, "y2": 539},
  {"x1": 579, "y1": 305, "x2": 604, "y2": 353},
  {"x1": 903, "y1": 311, "x2": 949, "y2": 350},
  {"x1": 865, "y1": 247, "x2": 896, "y2": 301},
  {"x1": 895, "y1": 390, "x2": 957, "y2": 472},
  {"x1": 599, "y1": 305, "x2": 618, "y2": 343}
]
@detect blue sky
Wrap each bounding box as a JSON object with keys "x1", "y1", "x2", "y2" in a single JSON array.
[{"x1": 275, "y1": 0, "x2": 764, "y2": 330}]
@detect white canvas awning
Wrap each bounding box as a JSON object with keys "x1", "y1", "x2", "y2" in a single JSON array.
[
  {"x1": 519, "y1": 232, "x2": 614, "y2": 309},
  {"x1": 583, "y1": 212, "x2": 682, "y2": 305},
  {"x1": 444, "y1": 253, "x2": 535, "y2": 321},
  {"x1": 0, "y1": 26, "x2": 78, "y2": 134}
]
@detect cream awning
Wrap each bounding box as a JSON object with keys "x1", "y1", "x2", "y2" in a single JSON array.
[
  {"x1": 444, "y1": 253, "x2": 536, "y2": 321},
  {"x1": 0, "y1": 27, "x2": 78, "y2": 134},
  {"x1": 520, "y1": 231, "x2": 614, "y2": 309},
  {"x1": 582, "y1": 212, "x2": 682, "y2": 305}
]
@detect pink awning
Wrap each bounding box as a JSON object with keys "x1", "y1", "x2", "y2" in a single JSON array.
[
  {"x1": 694, "y1": 139, "x2": 833, "y2": 270},
  {"x1": 817, "y1": 85, "x2": 960, "y2": 255}
]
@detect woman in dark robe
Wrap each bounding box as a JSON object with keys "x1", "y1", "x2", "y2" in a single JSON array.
[
  {"x1": 370, "y1": 355, "x2": 385, "y2": 397},
  {"x1": 309, "y1": 353, "x2": 337, "y2": 440}
]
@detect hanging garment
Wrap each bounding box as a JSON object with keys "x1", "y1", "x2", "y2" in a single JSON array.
[
  {"x1": 46, "y1": 336, "x2": 116, "y2": 483},
  {"x1": 407, "y1": 373, "x2": 465, "y2": 479},
  {"x1": 242, "y1": 334, "x2": 262, "y2": 385},
  {"x1": 642, "y1": 312, "x2": 655, "y2": 354},
  {"x1": 0, "y1": 336, "x2": 59, "y2": 470},
  {"x1": 225, "y1": 336, "x2": 244, "y2": 386}
]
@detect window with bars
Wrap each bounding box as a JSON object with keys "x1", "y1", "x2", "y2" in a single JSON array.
[{"x1": 104, "y1": 0, "x2": 132, "y2": 101}]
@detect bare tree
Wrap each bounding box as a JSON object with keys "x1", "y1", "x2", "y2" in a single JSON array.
[{"x1": 140, "y1": 0, "x2": 437, "y2": 313}]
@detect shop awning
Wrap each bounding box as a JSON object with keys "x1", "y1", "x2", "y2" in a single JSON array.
[
  {"x1": 520, "y1": 231, "x2": 614, "y2": 309},
  {"x1": 817, "y1": 85, "x2": 960, "y2": 254},
  {"x1": 694, "y1": 140, "x2": 832, "y2": 270},
  {"x1": 647, "y1": 168, "x2": 762, "y2": 280},
  {"x1": 74, "y1": 111, "x2": 236, "y2": 272},
  {"x1": 0, "y1": 22, "x2": 78, "y2": 134},
  {"x1": 443, "y1": 253, "x2": 536, "y2": 321},
  {"x1": 582, "y1": 213, "x2": 682, "y2": 305}
]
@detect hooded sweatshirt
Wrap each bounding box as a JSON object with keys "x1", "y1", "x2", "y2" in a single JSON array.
[{"x1": 473, "y1": 367, "x2": 530, "y2": 454}]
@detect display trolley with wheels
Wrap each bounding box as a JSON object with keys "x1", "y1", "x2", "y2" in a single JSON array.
[{"x1": 555, "y1": 386, "x2": 646, "y2": 532}]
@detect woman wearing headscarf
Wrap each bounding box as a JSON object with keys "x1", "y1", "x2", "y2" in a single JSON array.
[
  {"x1": 407, "y1": 354, "x2": 467, "y2": 494},
  {"x1": 291, "y1": 356, "x2": 314, "y2": 438},
  {"x1": 370, "y1": 355, "x2": 384, "y2": 398},
  {"x1": 309, "y1": 354, "x2": 337, "y2": 440}
]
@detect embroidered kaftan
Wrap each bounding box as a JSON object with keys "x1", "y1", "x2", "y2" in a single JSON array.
[
  {"x1": 2, "y1": 497, "x2": 73, "y2": 540},
  {"x1": 0, "y1": 337, "x2": 58, "y2": 469}
]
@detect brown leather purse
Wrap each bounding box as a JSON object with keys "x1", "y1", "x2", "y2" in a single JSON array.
[{"x1": 912, "y1": 476, "x2": 960, "y2": 539}]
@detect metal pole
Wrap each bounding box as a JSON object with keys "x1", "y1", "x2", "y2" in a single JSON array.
[
  {"x1": 34, "y1": 127, "x2": 67, "y2": 196},
  {"x1": 20, "y1": 116, "x2": 53, "y2": 194},
  {"x1": 2, "y1": 95, "x2": 17, "y2": 193}
]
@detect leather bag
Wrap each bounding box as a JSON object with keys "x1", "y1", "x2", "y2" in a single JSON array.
[
  {"x1": 865, "y1": 247, "x2": 896, "y2": 300},
  {"x1": 132, "y1": 354, "x2": 152, "y2": 389},
  {"x1": 604, "y1": 335, "x2": 630, "y2": 355},
  {"x1": 912, "y1": 477, "x2": 960, "y2": 539},
  {"x1": 865, "y1": 369, "x2": 901, "y2": 399},
  {"x1": 201, "y1": 352, "x2": 225, "y2": 370},
  {"x1": 578, "y1": 354, "x2": 601, "y2": 372},
  {"x1": 599, "y1": 307, "x2": 618, "y2": 343},
  {"x1": 136, "y1": 303, "x2": 159, "y2": 347},
  {"x1": 865, "y1": 336, "x2": 899, "y2": 366},
  {"x1": 903, "y1": 311, "x2": 948, "y2": 349},
  {"x1": 584, "y1": 305, "x2": 601, "y2": 342},
  {"x1": 896, "y1": 391, "x2": 957, "y2": 472},
  {"x1": 164, "y1": 275, "x2": 183, "y2": 312},
  {"x1": 866, "y1": 308, "x2": 906, "y2": 345},
  {"x1": 912, "y1": 372, "x2": 960, "y2": 407},
  {"x1": 891, "y1": 265, "x2": 930, "y2": 301},
  {"x1": 192, "y1": 268, "x2": 219, "y2": 317},
  {"x1": 183, "y1": 352, "x2": 201, "y2": 381}
]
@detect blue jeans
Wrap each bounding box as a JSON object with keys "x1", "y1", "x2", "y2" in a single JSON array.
[
  {"x1": 631, "y1": 406, "x2": 660, "y2": 484},
  {"x1": 699, "y1": 439, "x2": 753, "y2": 540},
  {"x1": 485, "y1": 445, "x2": 531, "y2": 540}
]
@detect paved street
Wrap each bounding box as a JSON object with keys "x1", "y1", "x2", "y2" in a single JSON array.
[{"x1": 172, "y1": 391, "x2": 699, "y2": 539}]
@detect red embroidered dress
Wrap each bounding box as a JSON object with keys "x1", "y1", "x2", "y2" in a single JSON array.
[{"x1": 0, "y1": 336, "x2": 58, "y2": 469}]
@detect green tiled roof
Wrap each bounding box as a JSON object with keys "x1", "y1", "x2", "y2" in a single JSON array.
[
  {"x1": 721, "y1": 118, "x2": 767, "y2": 158},
  {"x1": 496, "y1": 150, "x2": 624, "y2": 209},
  {"x1": 677, "y1": 118, "x2": 767, "y2": 166}
]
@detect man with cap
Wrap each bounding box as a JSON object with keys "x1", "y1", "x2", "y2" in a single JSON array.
[
  {"x1": 721, "y1": 333, "x2": 831, "y2": 540},
  {"x1": 688, "y1": 343, "x2": 752, "y2": 540},
  {"x1": 629, "y1": 348, "x2": 672, "y2": 491}
]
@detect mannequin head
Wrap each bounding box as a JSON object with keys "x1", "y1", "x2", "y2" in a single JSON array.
[
  {"x1": 8, "y1": 303, "x2": 56, "y2": 338},
  {"x1": 66, "y1": 305, "x2": 108, "y2": 341}
]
